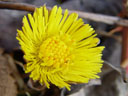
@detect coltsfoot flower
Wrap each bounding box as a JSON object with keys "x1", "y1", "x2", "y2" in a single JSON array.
[{"x1": 16, "y1": 5, "x2": 104, "y2": 90}]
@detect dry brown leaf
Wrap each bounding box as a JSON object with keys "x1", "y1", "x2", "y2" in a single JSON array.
[{"x1": 0, "y1": 48, "x2": 17, "y2": 96}]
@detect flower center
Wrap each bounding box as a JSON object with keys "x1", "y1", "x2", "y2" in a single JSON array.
[{"x1": 38, "y1": 36, "x2": 71, "y2": 68}]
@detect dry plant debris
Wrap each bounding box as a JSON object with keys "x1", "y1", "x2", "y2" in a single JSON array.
[{"x1": 0, "y1": 48, "x2": 17, "y2": 96}]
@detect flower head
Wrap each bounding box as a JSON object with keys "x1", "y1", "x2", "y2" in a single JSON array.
[{"x1": 17, "y1": 5, "x2": 104, "y2": 90}]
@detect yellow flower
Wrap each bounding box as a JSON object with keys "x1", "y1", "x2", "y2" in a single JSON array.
[{"x1": 16, "y1": 5, "x2": 104, "y2": 90}]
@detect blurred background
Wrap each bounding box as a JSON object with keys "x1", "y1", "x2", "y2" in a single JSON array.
[{"x1": 0, "y1": 0, "x2": 128, "y2": 96}]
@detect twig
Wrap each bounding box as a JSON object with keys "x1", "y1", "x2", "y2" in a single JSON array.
[
  {"x1": 0, "y1": 2, "x2": 128, "y2": 27},
  {"x1": 108, "y1": 26, "x2": 123, "y2": 35},
  {"x1": 68, "y1": 10, "x2": 128, "y2": 27},
  {"x1": 0, "y1": 0, "x2": 14, "y2": 1},
  {"x1": 0, "y1": 2, "x2": 35, "y2": 12},
  {"x1": 96, "y1": 30, "x2": 122, "y2": 43}
]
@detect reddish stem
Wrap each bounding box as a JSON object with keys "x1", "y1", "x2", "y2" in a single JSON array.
[
  {"x1": 121, "y1": 27, "x2": 128, "y2": 73},
  {"x1": 120, "y1": 0, "x2": 128, "y2": 75}
]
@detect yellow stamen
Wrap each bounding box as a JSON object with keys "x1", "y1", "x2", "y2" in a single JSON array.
[{"x1": 38, "y1": 36, "x2": 72, "y2": 68}]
